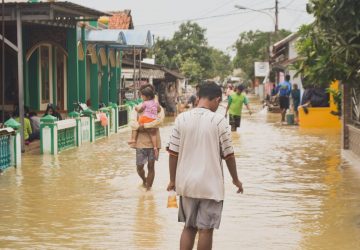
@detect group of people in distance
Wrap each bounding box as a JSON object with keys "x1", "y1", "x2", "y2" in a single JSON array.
[
  {"x1": 271, "y1": 74, "x2": 301, "y2": 123},
  {"x1": 12, "y1": 103, "x2": 62, "y2": 145}
]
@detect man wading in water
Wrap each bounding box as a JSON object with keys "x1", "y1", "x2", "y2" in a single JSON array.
[
  {"x1": 167, "y1": 82, "x2": 243, "y2": 250},
  {"x1": 135, "y1": 127, "x2": 161, "y2": 191}
]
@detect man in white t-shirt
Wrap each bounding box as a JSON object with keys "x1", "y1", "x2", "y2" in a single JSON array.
[{"x1": 167, "y1": 82, "x2": 243, "y2": 250}]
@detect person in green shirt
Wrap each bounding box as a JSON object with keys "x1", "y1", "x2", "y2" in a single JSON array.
[
  {"x1": 225, "y1": 84, "x2": 252, "y2": 131},
  {"x1": 14, "y1": 114, "x2": 32, "y2": 142}
]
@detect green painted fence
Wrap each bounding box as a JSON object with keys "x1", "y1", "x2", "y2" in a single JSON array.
[{"x1": 0, "y1": 134, "x2": 11, "y2": 171}]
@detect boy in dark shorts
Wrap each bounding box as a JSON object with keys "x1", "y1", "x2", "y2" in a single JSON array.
[{"x1": 225, "y1": 84, "x2": 252, "y2": 131}]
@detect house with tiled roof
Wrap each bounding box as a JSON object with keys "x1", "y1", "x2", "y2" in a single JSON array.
[{"x1": 108, "y1": 10, "x2": 134, "y2": 30}]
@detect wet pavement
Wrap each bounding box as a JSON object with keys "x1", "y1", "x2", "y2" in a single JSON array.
[{"x1": 1, "y1": 97, "x2": 360, "y2": 249}]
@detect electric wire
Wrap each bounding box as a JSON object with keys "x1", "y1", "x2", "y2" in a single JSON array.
[{"x1": 136, "y1": 10, "x2": 253, "y2": 27}]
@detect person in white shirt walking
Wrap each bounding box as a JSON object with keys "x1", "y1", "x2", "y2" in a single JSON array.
[{"x1": 167, "y1": 82, "x2": 243, "y2": 250}]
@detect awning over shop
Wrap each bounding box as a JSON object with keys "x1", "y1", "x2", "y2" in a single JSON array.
[
  {"x1": 122, "y1": 68, "x2": 165, "y2": 79},
  {"x1": 86, "y1": 29, "x2": 153, "y2": 49},
  {"x1": 121, "y1": 59, "x2": 185, "y2": 81},
  {"x1": 86, "y1": 30, "x2": 126, "y2": 45},
  {"x1": 120, "y1": 30, "x2": 153, "y2": 49}
]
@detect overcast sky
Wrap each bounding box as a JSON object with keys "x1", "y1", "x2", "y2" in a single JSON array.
[{"x1": 69, "y1": 0, "x2": 313, "y2": 55}]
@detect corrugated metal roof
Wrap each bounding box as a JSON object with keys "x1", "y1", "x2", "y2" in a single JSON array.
[
  {"x1": 163, "y1": 68, "x2": 185, "y2": 79},
  {"x1": 122, "y1": 59, "x2": 185, "y2": 79},
  {"x1": 120, "y1": 30, "x2": 153, "y2": 48},
  {"x1": 86, "y1": 29, "x2": 153, "y2": 49},
  {"x1": 86, "y1": 30, "x2": 126, "y2": 45},
  {"x1": 2, "y1": 1, "x2": 110, "y2": 21},
  {"x1": 272, "y1": 33, "x2": 298, "y2": 51}
]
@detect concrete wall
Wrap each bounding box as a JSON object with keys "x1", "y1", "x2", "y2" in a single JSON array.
[
  {"x1": 342, "y1": 83, "x2": 360, "y2": 158},
  {"x1": 348, "y1": 125, "x2": 360, "y2": 157}
]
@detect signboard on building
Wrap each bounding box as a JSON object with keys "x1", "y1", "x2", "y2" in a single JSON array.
[{"x1": 254, "y1": 62, "x2": 270, "y2": 77}]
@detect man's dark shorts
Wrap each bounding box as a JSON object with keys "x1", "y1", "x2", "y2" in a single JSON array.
[
  {"x1": 136, "y1": 148, "x2": 158, "y2": 166},
  {"x1": 279, "y1": 96, "x2": 289, "y2": 109},
  {"x1": 229, "y1": 114, "x2": 241, "y2": 130}
]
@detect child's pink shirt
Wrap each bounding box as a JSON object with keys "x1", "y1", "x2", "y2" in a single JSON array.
[{"x1": 141, "y1": 100, "x2": 158, "y2": 120}]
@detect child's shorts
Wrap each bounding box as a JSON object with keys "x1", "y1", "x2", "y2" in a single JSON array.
[{"x1": 138, "y1": 115, "x2": 156, "y2": 125}]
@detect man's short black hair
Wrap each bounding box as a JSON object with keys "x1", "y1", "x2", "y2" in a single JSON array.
[
  {"x1": 285, "y1": 74, "x2": 291, "y2": 81},
  {"x1": 236, "y1": 84, "x2": 245, "y2": 92},
  {"x1": 198, "y1": 82, "x2": 222, "y2": 101}
]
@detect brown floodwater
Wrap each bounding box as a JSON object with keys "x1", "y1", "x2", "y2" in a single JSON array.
[{"x1": 1, "y1": 98, "x2": 360, "y2": 249}]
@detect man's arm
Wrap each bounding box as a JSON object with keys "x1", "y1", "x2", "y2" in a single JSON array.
[
  {"x1": 287, "y1": 83, "x2": 292, "y2": 97},
  {"x1": 218, "y1": 117, "x2": 243, "y2": 193},
  {"x1": 245, "y1": 104, "x2": 252, "y2": 115},
  {"x1": 244, "y1": 96, "x2": 252, "y2": 115},
  {"x1": 225, "y1": 96, "x2": 232, "y2": 117},
  {"x1": 167, "y1": 154, "x2": 178, "y2": 191},
  {"x1": 225, "y1": 155, "x2": 243, "y2": 193},
  {"x1": 167, "y1": 117, "x2": 181, "y2": 190}
]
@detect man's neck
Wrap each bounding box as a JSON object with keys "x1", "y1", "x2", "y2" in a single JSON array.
[{"x1": 197, "y1": 99, "x2": 212, "y2": 111}]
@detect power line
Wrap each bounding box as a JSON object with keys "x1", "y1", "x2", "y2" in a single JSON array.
[
  {"x1": 198, "y1": 0, "x2": 270, "y2": 18},
  {"x1": 281, "y1": 7, "x2": 307, "y2": 13},
  {"x1": 283, "y1": 0, "x2": 297, "y2": 8},
  {"x1": 197, "y1": 0, "x2": 237, "y2": 17},
  {"x1": 136, "y1": 10, "x2": 253, "y2": 27}
]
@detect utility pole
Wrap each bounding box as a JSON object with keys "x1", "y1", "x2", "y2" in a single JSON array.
[{"x1": 275, "y1": 0, "x2": 279, "y2": 34}]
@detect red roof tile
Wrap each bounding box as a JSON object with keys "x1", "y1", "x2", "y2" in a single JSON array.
[{"x1": 108, "y1": 10, "x2": 134, "y2": 29}]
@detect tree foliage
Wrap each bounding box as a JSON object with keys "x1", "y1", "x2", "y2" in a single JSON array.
[
  {"x1": 295, "y1": 0, "x2": 360, "y2": 87},
  {"x1": 233, "y1": 29, "x2": 291, "y2": 82},
  {"x1": 149, "y1": 22, "x2": 232, "y2": 84}
]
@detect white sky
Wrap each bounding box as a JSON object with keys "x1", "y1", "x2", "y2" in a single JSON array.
[{"x1": 69, "y1": 0, "x2": 312, "y2": 55}]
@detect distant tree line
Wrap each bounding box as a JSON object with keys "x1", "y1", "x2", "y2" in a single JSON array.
[
  {"x1": 150, "y1": 22, "x2": 292, "y2": 85},
  {"x1": 149, "y1": 22, "x2": 232, "y2": 84},
  {"x1": 232, "y1": 29, "x2": 291, "y2": 83}
]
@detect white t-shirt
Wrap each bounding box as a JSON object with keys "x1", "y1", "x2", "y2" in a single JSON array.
[{"x1": 167, "y1": 108, "x2": 234, "y2": 201}]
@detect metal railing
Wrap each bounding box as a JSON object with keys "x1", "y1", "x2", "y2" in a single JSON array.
[
  {"x1": 80, "y1": 116, "x2": 91, "y2": 143},
  {"x1": 57, "y1": 127, "x2": 76, "y2": 152},
  {"x1": 118, "y1": 105, "x2": 129, "y2": 128},
  {"x1": 351, "y1": 87, "x2": 360, "y2": 127},
  {"x1": 56, "y1": 120, "x2": 77, "y2": 152},
  {"x1": 95, "y1": 120, "x2": 106, "y2": 140},
  {"x1": 0, "y1": 132, "x2": 11, "y2": 171}
]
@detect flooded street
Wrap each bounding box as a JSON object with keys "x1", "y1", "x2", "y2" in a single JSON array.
[{"x1": 1, "y1": 98, "x2": 360, "y2": 249}]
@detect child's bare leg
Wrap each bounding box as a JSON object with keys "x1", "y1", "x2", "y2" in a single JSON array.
[
  {"x1": 147, "y1": 128, "x2": 159, "y2": 158},
  {"x1": 128, "y1": 130, "x2": 138, "y2": 147}
]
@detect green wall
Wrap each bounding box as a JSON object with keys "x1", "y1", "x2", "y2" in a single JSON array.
[
  {"x1": 109, "y1": 66, "x2": 117, "y2": 103},
  {"x1": 79, "y1": 58, "x2": 86, "y2": 103},
  {"x1": 52, "y1": 46, "x2": 57, "y2": 106},
  {"x1": 79, "y1": 27, "x2": 87, "y2": 103},
  {"x1": 28, "y1": 51, "x2": 39, "y2": 110},
  {"x1": 90, "y1": 63, "x2": 98, "y2": 110},
  {"x1": 101, "y1": 64, "x2": 109, "y2": 105},
  {"x1": 66, "y1": 28, "x2": 79, "y2": 111}
]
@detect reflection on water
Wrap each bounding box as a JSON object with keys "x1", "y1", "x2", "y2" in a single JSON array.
[
  {"x1": 1, "y1": 98, "x2": 360, "y2": 249},
  {"x1": 134, "y1": 193, "x2": 161, "y2": 249}
]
